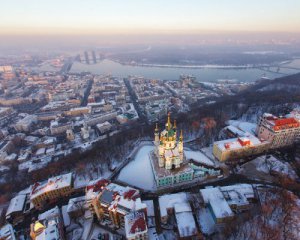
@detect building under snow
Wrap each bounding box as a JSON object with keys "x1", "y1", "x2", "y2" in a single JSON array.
[
  {"x1": 200, "y1": 187, "x2": 234, "y2": 224},
  {"x1": 30, "y1": 206, "x2": 64, "y2": 240},
  {"x1": 5, "y1": 194, "x2": 27, "y2": 225},
  {"x1": 0, "y1": 224, "x2": 16, "y2": 240},
  {"x1": 159, "y1": 192, "x2": 198, "y2": 239},
  {"x1": 257, "y1": 113, "x2": 300, "y2": 149},
  {"x1": 86, "y1": 180, "x2": 147, "y2": 231},
  {"x1": 125, "y1": 211, "x2": 148, "y2": 240},
  {"x1": 30, "y1": 173, "x2": 73, "y2": 210},
  {"x1": 213, "y1": 134, "x2": 270, "y2": 162},
  {"x1": 200, "y1": 184, "x2": 255, "y2": 224}
]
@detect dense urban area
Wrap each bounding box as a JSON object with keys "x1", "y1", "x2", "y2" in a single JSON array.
[{"x1": 0, "y1": 52, "x2": 300, "y2": 240}]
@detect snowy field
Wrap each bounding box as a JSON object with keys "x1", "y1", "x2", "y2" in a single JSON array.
[
  {"x1": 117, "y1": 145, "x2": 156, "y2": 191},
  {"x1": 185, "y1": 150, "x2": 214, "y2": 166}
]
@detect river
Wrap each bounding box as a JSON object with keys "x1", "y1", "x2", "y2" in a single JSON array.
[{"x1": 69, "y1": 59, "x2": 300, "y2": 83}]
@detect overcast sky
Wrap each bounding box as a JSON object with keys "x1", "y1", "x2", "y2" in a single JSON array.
[{"x1": 1, "y1": 0, "x2": 300, "y2": 35}]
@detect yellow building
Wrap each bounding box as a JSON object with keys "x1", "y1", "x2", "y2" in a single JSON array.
[{"x1": 30, "y1": 173, "x2": 73, "y2": 210}]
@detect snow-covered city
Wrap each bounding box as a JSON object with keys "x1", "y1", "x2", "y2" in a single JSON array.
[{"x1": 1, "y1": 1, "x2": 300, "y2": 240}]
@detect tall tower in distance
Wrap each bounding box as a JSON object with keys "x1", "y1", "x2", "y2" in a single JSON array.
[{"x1": 154, "y1": 113, "x2": 184, "y2": 170}]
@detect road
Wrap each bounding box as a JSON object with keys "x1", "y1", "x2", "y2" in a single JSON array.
[
  {"x1": 123, "y1": 78, "x2": 148, "y2": 123},
  {"x1": 81, "y1": 79, "x2": 94, "y2": 106}
]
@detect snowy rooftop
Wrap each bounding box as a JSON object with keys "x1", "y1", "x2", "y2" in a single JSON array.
[
  {"x1": 35, "y1": 207, "x2": 61, "y2": 240},
  {"x1": 174, "y1": 202, "x2": 191, "y2": 213},
  {"x1": 262, "y1": 113, "x2": 300, "y2": 130},
  {"x1": 176, "y1": 211, "x2": 197, "y2": 238},
  {"x1": 214, "y1": 134, "x2": 268, "y2": 151},
  {"x1": 200, "y1": 187, "x2": 234, "y2": 219},
  {"x1": 220, "y1": 184, "x2": 254, "y2": 199},
  {"x1": 125, "y1": 211, "x2": 148, "y2": 239},
  {"x1": 91, "y1": 182, "x2": 146, "y2": 215},
  {"x1": 159, "y1": 192, "x2": 188, "y2": 218},
  {"x1": 31, "y1": 173, "x2": 73, "y2": 200},
  {"x1": 227, "y1": 120, "x2": 257, "y2": 135},
  {"x1": 96, "y1": 121, "x2": 112, "y2": 128},
  {"x1": 61, "y1": 205, "x2": 70, "y2": 227},
  {"x1": 0, "y1": 224, "x2": 16, "y2": 240},
  {"x1": 67, "y1": 196, "x2": 87, "y2": 213},
  {"x1": 35, "y1": 222, "x2": 60, "y2": 240},
  {"x1": 38, "y1": 206, "x2": 60, "y2": 221},
  {"x1": 226, "y1": 125, "x2": 246, "y2": 137},
  {"x1": 6, "y1": 194, "x2": 26, "y2": 216}
]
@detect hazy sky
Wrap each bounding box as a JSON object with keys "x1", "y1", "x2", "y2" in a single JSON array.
[{"x1": 1, "y1": 0, "x2": 300, "y2": 35}]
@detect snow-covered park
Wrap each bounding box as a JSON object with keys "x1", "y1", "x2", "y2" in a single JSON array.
[
  {"x1": 117, "y1": 144, "x2": 215, "y2": 191},
  {"x1": 117, "y1": 145, "x2": 156, "y2": 190}
]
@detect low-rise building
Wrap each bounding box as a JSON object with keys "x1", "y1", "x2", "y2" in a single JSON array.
[
  {"x1": 213, "y1": 134, "x2": 270, "y2": 162},
  {"x1": 220, "y1": 184, "x2": 255, "y2": 211},
  {"x1": 87, "y1": 181, "x2": 147, "y2": 229},
  {"x1": 30, "y1": 206, "x2": 65, "y2": 240},
  {"x1": 0, "y1": 224, "x2": 16, "y2": 240},
  {"x1": 96, "y1": 121, "x2": 112, "y2": 134},
  {"x1": 200, "y1": 187, "x2": 234, "y2": 224},
  {"x1": 158, "y1": 192, "x2": 198, "y2": 239},
  {"x1": 125, "y1": 211, "x2": 148, "y2": 240},
  {"x1": 30, "y1": 173, "x2": 73, "y2": 210},
  {"x1": 50, "y1": 120, "x2": 73, "y2": 135},
  {"x1": 158, "y1": 192, "x2": 188, "y2": 224},
  {"x1": 14, "y1": 115, "x2": 37, "y2": 132},
  {"x1": 5, "y1": 194, "x2": 26, "y2": 225},
  {"x1": 85, "y1": 111, "x2": 117, "y2": 126}
]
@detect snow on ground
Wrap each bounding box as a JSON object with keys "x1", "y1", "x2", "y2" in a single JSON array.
[
  {"x1": 143, "y1": 200, "x2": 154, "y2": 217},
  {"x1": 117, "y1": 145, "x2": 156, "y2": 191},
  {"x1": 231, "y1": 186, "x2": 300, "y2": 240},
  {"x1": 185, "y1": 150, "x2": 214, "y2": 166},
  {"x1": 227, "y1": 120, "x2": 257, "y2": 135},
  {"x1": 74, "y1": 164, "x2": 112, "y2": 190},
  {"x1": 254, "y1": 155, "x2": 297, "y2": 179},
  {"x1": 201, "y1": 146, "x2": 217, "y2": 161},
  {"x1": 161, "y1": 230, "x2": 177, "y2": 240},
  {"x1": 143, "y1": 200, "x2": 156, "y2": 227},
  {"x1": 197, "y1": 208, "x2": 216, "y2": 235}
]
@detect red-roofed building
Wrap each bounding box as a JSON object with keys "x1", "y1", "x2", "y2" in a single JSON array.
[
  {"x1": 87, "y1": 182, "x2": 147, "y2": 230},
  {"x1": 125, "y1": 211, "x2": 148, "y2": 240},
  {"x1": 257, "y1": 113, "x2": 300, "y2": 149},
  {"x1": 86, "y1": 178, "x2": 110, "y2": 193}
]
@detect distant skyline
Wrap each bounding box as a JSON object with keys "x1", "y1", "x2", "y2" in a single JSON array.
[{"x1": 1, "y1": 0, "x2": 300, "y2": 35}]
